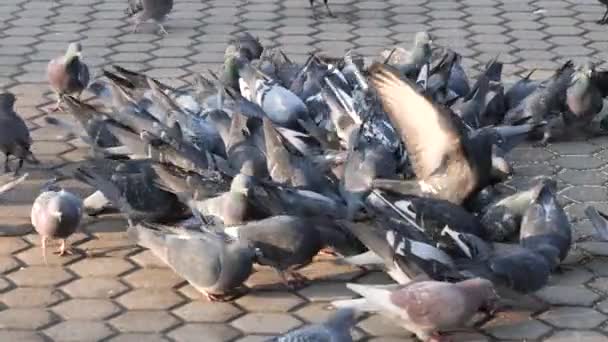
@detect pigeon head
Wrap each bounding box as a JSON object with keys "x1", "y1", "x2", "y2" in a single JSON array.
[
  {"x1": 65, "y1": 42, "x2": 83, "y2": 62},
  {"x1": 414, "y1": 31, "x2": 433, "y2": 46},
  {"x1": 0, "y1": 92, "x2": 16, "y2": 109},
  {"x1": 458, "y1": 278, "x2": 499, "y2": 313}
]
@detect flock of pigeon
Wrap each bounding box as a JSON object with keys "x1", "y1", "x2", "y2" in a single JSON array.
[{"x1": 0, "y1": 4, "x2": 608, "y2": 341}]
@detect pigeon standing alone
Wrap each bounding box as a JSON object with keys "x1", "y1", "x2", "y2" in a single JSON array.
[
  {"x1": 0, "y1": 92, "x2": 37, "y2": 175},
  {"x1": 126, "y1": 0, "x2": 174, "y2": 35},
  {"x1": 47, "y1": 42, "x2": 90, "y2": 112},
  {"x1": 31, "y1": 182, "x2": 83, "y2": 264}
]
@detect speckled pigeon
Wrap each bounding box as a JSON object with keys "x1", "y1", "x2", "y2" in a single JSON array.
[
  {"x1": 31, "y1": 181, "x2": 83, "y2": 264},
  {"x1": 126, "y1": 0, "x2": 173, "y2": 35},
  {"x1": 47, "y1": 42, "x2": 90, "y2": 112}
]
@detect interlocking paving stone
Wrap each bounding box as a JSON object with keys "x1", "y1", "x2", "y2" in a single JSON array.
[
  {"x1": 0, "y1": 308, "x2": 56, "y2": 330},
  {"x1": 545, "y1": 330, "x2": 608, "y2": 342},
  {"x1": 539, "y1": 307, "x2": 607, "y2": 329},
  {"x1": 109, "y1": 310, "x2": 180, "y2": 333},
  {"x1": 0, "y1": 287, "x2": 65, "y2": 308},
  {"x1": 51, "y1": 299, "x2": 121, "y2": 321},
  {"x1": 0, "y1": 330, "x2": 46, "y2": 342},
  {"x1": 231, "y1": 313, "x2": 302, "y2": 334},
  {"x1": 235, "y1": 291, "x2": 305, "y2": 312},
  {"x1": 168, "y1": 323, "x2": 242, "y2": 342},
  {"x1": 108, "y1": 333, "x2": 170, "y2": 342},
  {"x1": 122, "y1": 268, "x2": 185, "y2": 289},
  {"x1": 7, "y1": 266, "x2": 74, "y2": 287},
  {"x1": 61, "y1": 277, "x2": 129, "y2": 299},
  {"x1": 535, "y1": 285, "x2": 600, "y2": 306},
  {"x1": 484, "y1": 311, "x2": 552, "y2": 340},
  {"x1": 43, "y1": 321, "x2": 114, "y2": 342},
  {"x1": 173, "y1": 301, "x2": 243, "y2": 323}
]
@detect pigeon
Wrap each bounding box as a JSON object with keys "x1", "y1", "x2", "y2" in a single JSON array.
[
  {"x1": 503, "y1": 61, "x2": 574, "y2": 145},
  {"x1": 47, "y1": 42, "x2": 90, "y2": 112},
  {"x1": 443, "y1": 227, "x2": 561, "y2": 294},
  {"x1": 31, "y1": 181, "x2": 83, "y2": 264},
  {"x1": 128, "y1": 222, "x2": 257, "y2": 301},
  {"x1": 480, "y1": 178, "x2": 555, "y2": 242},
  {"x1": 564, "y1": 61, "x2": 608, "y2": 132},
  {"x1": 519, "y1": 179, "x2": 572, "y2": 261},
  {"x1": 186, "y1": 173, "x2": 253, "y2": 226},
  {"x1": 268, "y1": 308, "x2": 356, "y2": 342},
  {"x1": 597, "y1": 0, "x2": 608, "y2": 24},
  {"x1": 367, "y1": 63, "x2": 501, "y2": 205},
  {"x1": 0, "y1": 93, "x2": 37, "y2": 176},
  {"x1": 126, "y1": 0, "x2": 174, "y2": 35},
  {"x1": 380, "y1": 32, "x2": 433, "y2": 79},
  {"x1": 585, "y1": 205, "x2": 608, "y2": 241},
  {"x1": 335, "y1": 278, "x2": 497, "y2": 341},
  {"x1": 224, "y1": 215, "x2": 359, "y2": 288}
]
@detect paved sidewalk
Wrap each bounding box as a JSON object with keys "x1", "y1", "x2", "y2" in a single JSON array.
[{"x1": 2, "y1": 0, "x2": 608, "y2": 341}]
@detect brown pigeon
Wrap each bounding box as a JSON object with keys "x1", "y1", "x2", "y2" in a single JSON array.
[
  {"x1": 340, "y1": 278, "x2": 497, "y2": 341},
  {"x1": 126, "y1": 0, "x2": 174, "y2": 35},
  {"x1": 47, "y1": 42, "x2": 90, "y2": 112}
]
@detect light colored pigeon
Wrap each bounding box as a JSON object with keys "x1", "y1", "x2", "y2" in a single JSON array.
[
  {"x1": 47, "y1": 42, "x2": 90, "y2": 112},
  {"x1": 127, "y1": 223, "x2": 256, "y2": 301},
  {"x1": 31, "y1": 184, "x2": 83, "y2": 264},
  {"x1": 335, "y1": 278, "x2": 497, "y2": 341},
  {"x1": 268, "y1": 308, "x2": 356, "y2": 342},
  {"x1": 191, "y1": 173, "x2": 252, "y2": 226},
  {"x1": 126, "y1": 0, "x2": 174, "y2": 35},
  {"x1": 0, "y1": 93, "x2": 36, "y2": 175}
]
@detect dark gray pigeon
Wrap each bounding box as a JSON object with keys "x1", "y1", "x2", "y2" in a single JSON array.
[
  {"x1": 47, "y1": 43, "x2": 90, "y2": 112},
  {"x1": 519, "y1": 179, "x2": 572, "y2": 261},
  {"x1": 480, "y1": 178, "x2": 555, "y2": 242},
  {"x1": 268, "y1": 308, "x2": 356, "y2": 342},
  {"x1": 126, "y1": 0, "x2": 173, "y2": 35},
  {"x1": 224, "y1": 215, "x2": 360, "y2": 289},
  {"x1": 31, "y1": 181, "x2": 83, "y2": 263},
  {"x1": 0, "y1": 93, "x2": 37, "y2": 175},
  {"x1": 128, "y1": 222, "x2": 256, "y2": 301}
]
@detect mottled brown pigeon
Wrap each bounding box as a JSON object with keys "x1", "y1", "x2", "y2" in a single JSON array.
[
  {"x1": 47, "y1": 42, "x2": 90, "y2": 112},
  {"x1": 343, "y1": 278, "x2": 497, "y2": 341},
  {"x1": 126, "y1": 0, "x2": 174, "y2": 35},
  {"x1": 31, "y1": 183, "x2": 83, "y2": 264},
  {"x1": 0, "y1": 92, "x2": 36, "y2": 175}
]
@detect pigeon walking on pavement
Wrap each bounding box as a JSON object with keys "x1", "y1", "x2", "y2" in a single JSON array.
[
  {"x1": 126, "y1": 0, "x2": 174, "y2": 35},
  {"x1": 333, "y1": 278, "x2": 497, "y2": 342},
  {"x1": 47, "y1": 42, "x2": 90, "y2": 112},
  {"x1": 31, "y1": 180, "x2": 83, "y2": 264},
  {"x1": 0, "y1": 92, "x2": 37, "y2": 175}
]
